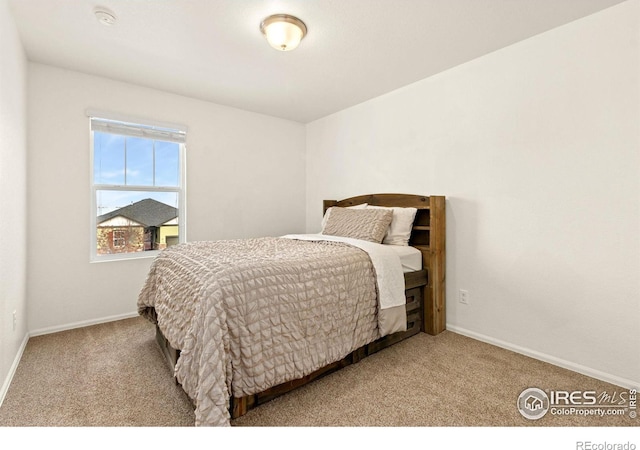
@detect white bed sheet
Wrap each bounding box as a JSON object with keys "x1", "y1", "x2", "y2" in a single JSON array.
[{"x1": 388, "y1": 245, "x2": 423, "y2": 272}]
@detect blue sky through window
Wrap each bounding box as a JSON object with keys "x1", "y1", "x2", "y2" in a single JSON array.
[{"x1": 94, "y1": 131, "x2": 180, "y2": 215}]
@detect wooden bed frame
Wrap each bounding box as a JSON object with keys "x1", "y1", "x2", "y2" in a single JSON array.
[
  {"x1": 323, "y1": 193, "x2": 446, "y2": 336},
  {"x1": 154, "y1": 193, "x2": 446, "y2": 419}
]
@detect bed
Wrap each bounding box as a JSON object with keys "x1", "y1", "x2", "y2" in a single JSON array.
[{"x1": 137, "y1": 193, "x2": 446, "y2": 426}]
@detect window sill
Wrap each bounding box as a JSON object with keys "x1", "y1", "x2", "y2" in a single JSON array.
[{"x1": 90, "y1": 251, "x2": 160, "y2": 263}]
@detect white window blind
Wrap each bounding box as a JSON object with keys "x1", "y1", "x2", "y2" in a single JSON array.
[{"x1": 90, "y1": 118, "x2": 186, "y2": 144}]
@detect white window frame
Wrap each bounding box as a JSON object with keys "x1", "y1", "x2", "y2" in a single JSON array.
[{"x1": 88, "y1": 110, "x2": 187, "y2": 262}]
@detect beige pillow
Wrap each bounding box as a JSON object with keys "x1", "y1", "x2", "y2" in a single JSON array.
[
  {"x1": 367, "y1": 205, "x2": 418, "y2": 246},
  {"x1": 321, "y1": 207, "x2": 393, "y2": 243},
  {"x1": 321, "y1": 203, "x2": 367, "y2": 230}
]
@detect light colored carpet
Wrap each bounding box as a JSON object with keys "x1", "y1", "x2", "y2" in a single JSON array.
[{"x1": 0, "y1": 316, "x2": 635, "y2": 428}]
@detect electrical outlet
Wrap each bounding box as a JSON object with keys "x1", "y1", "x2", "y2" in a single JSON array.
[
  {"x1": 12, "y1": 310, "x2": 17, "y2": 331},
  {"x1": 459, "y1": 289, "x2": 469, "y2": 305}
]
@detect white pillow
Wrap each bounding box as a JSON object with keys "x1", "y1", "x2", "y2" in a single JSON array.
[
  {"x1": 321, "y1": 203, "x2": 367, "y2": 231},
  {"x1": 367, "y1": 205, "x2": 417, "y2": 246}
]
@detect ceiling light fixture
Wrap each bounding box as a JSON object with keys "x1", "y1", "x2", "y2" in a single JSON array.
[
  {"x1": 260, "y1": 14, "x2": 307, "y2": 51},
  {"x1": 94, "y1": 8, "x2": 117, "y2": 26}
]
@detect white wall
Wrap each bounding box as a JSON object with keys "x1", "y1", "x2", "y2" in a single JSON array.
[
  {"x1": 306, "y1": 1, "x2": 639, "y2": 387},
  {"x1": 0, "y1": 0, "x2": 28, "y2": 398},
  {"x1": 27, "y1": 64, "x2": 306, "y2": 333}
]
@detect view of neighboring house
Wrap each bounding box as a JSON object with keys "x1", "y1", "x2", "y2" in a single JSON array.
[{"x1": 96, "y1": 198, "x2": 178, "y2": 254}]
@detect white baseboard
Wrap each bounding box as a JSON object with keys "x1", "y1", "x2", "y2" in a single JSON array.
[
  {"x1": 447, "y1": 324, "x2": 639, "y2": 390},
  {"x1": 0, "y1": 331, "x2": 30, "y2": 408},
  {"x1": 29, "y1": 311, "x2": 139, "y2": 337}
]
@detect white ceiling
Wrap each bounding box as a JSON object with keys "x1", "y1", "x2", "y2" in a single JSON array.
[{"x1": 9, "y1": 0, "x2": 627, "y2": 123}]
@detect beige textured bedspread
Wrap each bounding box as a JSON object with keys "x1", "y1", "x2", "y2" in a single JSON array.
[{"x1": 137, "y1": 237, "x2": 381, "y2": 426}]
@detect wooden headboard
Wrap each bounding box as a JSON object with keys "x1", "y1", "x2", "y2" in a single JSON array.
[{"x1": 323, "y1": 193, "x2": 446, "y2": 335}]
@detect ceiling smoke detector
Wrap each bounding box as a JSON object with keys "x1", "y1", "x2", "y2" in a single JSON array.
[{"x1": 94, "y1": 8, "x2": 117, "y2": 26}]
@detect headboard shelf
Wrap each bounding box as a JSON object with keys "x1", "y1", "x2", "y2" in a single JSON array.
[{"x1": 323, "y1": 193, "x2": 446, "y2": 335}]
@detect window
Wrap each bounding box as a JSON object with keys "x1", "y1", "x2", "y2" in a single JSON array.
[
  {"x1": 113, "y1": 229, "x2": 126, "y2": 249},
  {"x1": 89, "y1": 111, "x2": 186, "y2": 261}
]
